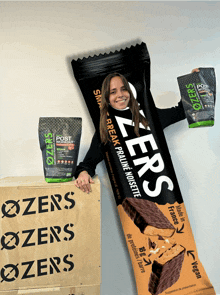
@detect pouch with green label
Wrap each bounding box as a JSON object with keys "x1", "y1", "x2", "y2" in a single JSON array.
[
  {"x1": 39, "y1": 117, "x2": 82, "y2": 183},
  {"x1": 177, "y1": 67, "x2": 216, "y2": 128}
]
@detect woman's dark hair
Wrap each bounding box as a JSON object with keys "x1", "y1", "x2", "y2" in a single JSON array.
[{"x1": 99, "y1": 72, "x2": 149, "y2": 144}]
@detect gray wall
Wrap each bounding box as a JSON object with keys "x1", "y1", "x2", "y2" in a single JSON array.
[{"x1": 0, "y1": 2, "x2": 219, "y2": 294}]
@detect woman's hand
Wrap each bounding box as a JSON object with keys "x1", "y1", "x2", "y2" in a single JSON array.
[
  {"x1": 191, "y1": 68, "x2": 200, "y2": 73},
  {"x1": 74, "y1": 171, "x2": 94, "y2": 194}
]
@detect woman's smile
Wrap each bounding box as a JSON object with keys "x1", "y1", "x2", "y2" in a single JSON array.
[
  {"x1": 115, "y1": 97, "x2": 128, "y2": 105},
  {"x1": 109, "y1": 76, "x2": 130, "y2": 110}
]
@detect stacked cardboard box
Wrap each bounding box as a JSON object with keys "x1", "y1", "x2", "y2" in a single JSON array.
[{"x1": 0, "y1": 176, "x2": 101, "y2": 295}]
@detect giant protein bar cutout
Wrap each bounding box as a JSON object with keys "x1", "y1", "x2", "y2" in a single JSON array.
[
  {"x1": 177, "y1": 68, "x2": 216, "y2": 128},
  {"x1": 39, "y1": 117, "x2": 82, "y2": 183},
  {"x1": 71, "y1": 42, "x2": 215, "y2": 295}
]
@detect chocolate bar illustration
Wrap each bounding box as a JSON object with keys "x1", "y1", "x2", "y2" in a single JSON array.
[
  {"x1": 122, "y1": 198, "x2": 175, "y2": 237},
  {"x1": 148, "y1": 244, "x2": 185, "y2": 295}
]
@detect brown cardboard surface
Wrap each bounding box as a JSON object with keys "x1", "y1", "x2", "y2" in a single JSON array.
[
  {"x1": 1, "y1": 284, "x2": 100, "y2": 295},
  {"x1": 0, "y1": 176, "x2": 101, "y2": 293}
]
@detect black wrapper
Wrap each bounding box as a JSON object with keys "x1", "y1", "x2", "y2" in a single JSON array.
[
  {"x1": 71, "y1": 42, "x2": 183, "y2": 205},
  {"x1": 71, "y1": 42, "x2": 216, "y2": 295}
]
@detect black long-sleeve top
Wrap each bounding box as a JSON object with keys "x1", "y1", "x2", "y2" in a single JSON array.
[{"x1": 74, "y1": 101, "x2": 186, "y2": 178}]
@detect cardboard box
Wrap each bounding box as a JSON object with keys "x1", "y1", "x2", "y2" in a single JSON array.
[{"x1": 0, "y1": 176, "x2": 101, "y2": 294}]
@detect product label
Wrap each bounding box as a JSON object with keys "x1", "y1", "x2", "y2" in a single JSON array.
[
  {"x1": 118, "y1": 202, "x2": 211, "y2": 295},
  {"x1": 39, "y1": 117, "x2": 82, "y2": 181},
  {"x1": 185, "y1": 83, "x2": 203, "y2": 111},
  {"x1": 103, "y1": 105, "x2": 182, "y2": 205}
]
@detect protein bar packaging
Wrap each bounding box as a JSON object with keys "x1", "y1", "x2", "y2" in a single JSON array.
[
  {"x1": 39, "y1": 117, "x2": 82, "y2": 183},
  {"x1": 177, "y1": 68, "x2": 216, "y2": 128},
  {"x1": 71, "y1": 43, "x2": 215, "y2": 295}
]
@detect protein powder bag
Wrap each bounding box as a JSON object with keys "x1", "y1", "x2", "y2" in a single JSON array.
[
  {"x1": 177, "y1": 67, "x2": 216, "y2": 128},
  {"x1": 71, "y1": 43, "x2": 216, "y2": 295},
  {"x1": 39, "y1": 117, "x2": 82, "y2": 183}
]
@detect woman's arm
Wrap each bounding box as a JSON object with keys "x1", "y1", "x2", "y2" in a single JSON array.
[
  {"x1": 74, "y1": 131, "x2": 104, "y2": 193},
  {"x1": 157, "y1": 68, "x2": 200, "y2": 129},
  {"x1": 156, "y1": 100, "x2": 186, "y2": 130}
]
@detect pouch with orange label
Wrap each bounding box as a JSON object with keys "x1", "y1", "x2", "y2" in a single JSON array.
[{"x1": 71, "y1": 42, "x2": 215, "y2": 295}]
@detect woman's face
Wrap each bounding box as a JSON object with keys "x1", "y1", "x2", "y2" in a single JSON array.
[{"x1": 109, "y1": 76, "x2": 130, "y2": 110}]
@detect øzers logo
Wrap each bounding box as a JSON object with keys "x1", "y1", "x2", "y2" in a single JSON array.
[
  {"x1": 114, "y1": 81, "x2": 174, "y2": 199},
  {"x1": 1, "y1": 192, "x2": 75, "y2": 219},
  {"x1": 114, "y1": 116, "x2": 174, "y2": 198},
  {"x1": 0, "y1": 254, "x2": 74, "y2": 283},
  {"x1": 0, "y1": 191, "x2": 75, "y2": 284},
  {"x1": 1, "y1": 223, "x2": 74, "y2": 251}
]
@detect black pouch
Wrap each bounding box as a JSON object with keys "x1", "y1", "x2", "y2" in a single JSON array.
[
  {"x1": 177, "y1": 67, "x2": 216, "y2": 128},
  {"x1": 71, "y1": 43, "x2": 215, "y2": 295},
  {"x1": 39, "y1": 117, "x2": 82, "y2": 183}
]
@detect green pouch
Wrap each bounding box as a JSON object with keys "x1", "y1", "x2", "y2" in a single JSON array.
[
  {"x1": 177, "y1": 68, "x2": 216, "y2": 128},
  {"x1": 39, "y1": 117, "x2": 82, "y2": 183}
]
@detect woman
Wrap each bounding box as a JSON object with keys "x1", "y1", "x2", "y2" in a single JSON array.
[{"x1": 74, "y1": 69, "x2": 198, "y2": 193}]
